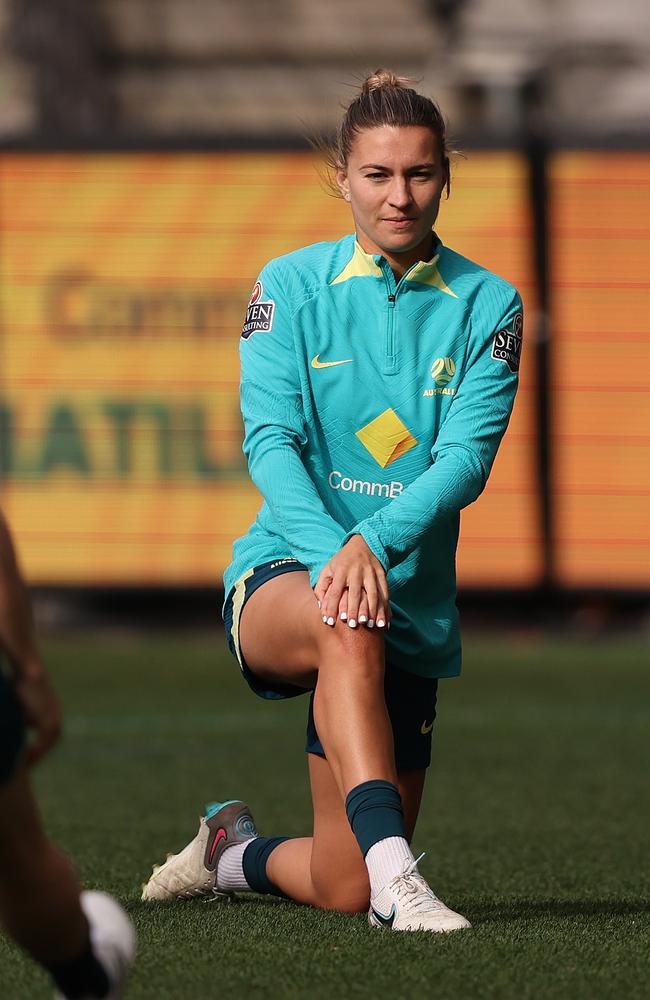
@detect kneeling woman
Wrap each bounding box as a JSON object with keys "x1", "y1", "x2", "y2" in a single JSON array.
[{"x1": 143, "y1": 69, "x2": 523, "y2": 933}]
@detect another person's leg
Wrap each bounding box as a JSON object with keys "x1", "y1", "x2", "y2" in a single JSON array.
[
  {"x1": 0, "y1": 767, "x2": 89, "y2": 961},
  {"x1": 0, "y1": 773, "x2": 136, "y2": 999},
  {"x1": 0, "y1": 675, "x2": 135, "y2": 998}
]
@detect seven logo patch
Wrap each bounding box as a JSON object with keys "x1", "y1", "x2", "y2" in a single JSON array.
[
  {"x1": 241, "y1": 281, "x2": 276, "y2": 339},
  {"x1": 492, "y1": 312, "x2": 523, "y2": 373}
]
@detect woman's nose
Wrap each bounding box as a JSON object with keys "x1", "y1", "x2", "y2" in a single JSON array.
[{"x1": 388, "y1": 180, "x2": 411, "y2": 207}]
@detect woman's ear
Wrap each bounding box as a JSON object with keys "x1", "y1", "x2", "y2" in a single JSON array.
[{"x1": 336, "y1": 164, "x2": 350, "y2": 201}]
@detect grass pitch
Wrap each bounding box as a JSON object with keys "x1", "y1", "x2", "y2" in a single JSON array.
[{"x1": 1, "y1": 631, "x2": 648, "y2": 998}]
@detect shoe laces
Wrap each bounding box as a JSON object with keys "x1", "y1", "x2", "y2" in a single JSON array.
[{"x1": 390, "y1": 853, "x2": 445, "y2": 912}]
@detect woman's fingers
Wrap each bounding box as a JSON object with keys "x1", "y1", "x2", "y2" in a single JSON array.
[
  {"x1": 375, "y1": 598, "x2": 389, "y2": 629},
  {"x1": 362, "y1": 575, "x2": 378, "y2": 625},
  {"x1": 375, "y1": 574, "x2": 391, "y2": 628},
  {"x1": 357, "y1": 593, "x2": 370, "y2": 627},
  {"x1": 320, "y1": 582, "x2": 389, "y2": 629},
  {"x1": 321, "y1": 568, "x2": 352, "y2": 624},
  {"x1": 314, "y1": 565, "x2": 333, "y2": 605},
  {"x1": 313, "y1": 535, "x2": 391, "y2": 628}
]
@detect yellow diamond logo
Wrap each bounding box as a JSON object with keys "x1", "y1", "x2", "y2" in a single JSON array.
[{"x1": 355, "y1": 408, "x2": 417, "y2": 468}]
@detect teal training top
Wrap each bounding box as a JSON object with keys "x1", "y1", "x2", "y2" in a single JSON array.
[{"x1": 224, "y1": 233, "x2": 523, "y2": 679}]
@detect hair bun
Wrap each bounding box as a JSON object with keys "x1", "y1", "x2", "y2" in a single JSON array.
[{"x1": 362, "y1": 68, "x2": 414, "y2": 95}]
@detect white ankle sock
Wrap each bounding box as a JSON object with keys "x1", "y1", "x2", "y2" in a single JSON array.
[
  {"x1": 365, "y1": 836, "x2": 416, "y2": 900},
  {"x1": 216, "y1": 841, "x2": 255, "y2": 891}
]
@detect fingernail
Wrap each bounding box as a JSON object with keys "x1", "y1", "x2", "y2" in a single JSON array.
[
  {"x1": 377, "y1": 619, "x2": 385, "y2": 628},
  {"x1": 368, "y1": 619, "x2": 375, "y2": 628},
  {"x1": 359, "y1": 615, "x2": 367, "y2": 623},
  {"x1": 327, "y1": 617, "x2": 335, "y2": 626},
  {"x1": 317, "y1": 600, "x2": 321, "y2": 609},
  {"x1": 322, "y1": 615, "x2": 327, "y2": 623},
  {"x1": 348, "y1": 619, "x2": 357, "y2": 628},
  {"x1": 340, "y1": 612, "x2": 347, "y2": 621}
]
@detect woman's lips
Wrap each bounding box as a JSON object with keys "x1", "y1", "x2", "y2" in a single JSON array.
[{"x1": 383, "y1": 218, "x2": 416, "y2": 229}]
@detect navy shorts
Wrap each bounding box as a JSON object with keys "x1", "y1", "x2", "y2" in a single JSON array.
[
  {"x1": 0, "y1": 664, "x2": 25, "y2": 786},
  {"x1": 223, "y1": 560, "x2": 439, "y2": 771}
]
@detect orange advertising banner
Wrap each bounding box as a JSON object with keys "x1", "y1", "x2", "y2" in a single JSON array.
[
  {"x1": 1, "y1": 151, "x2": 539, "y2": 586},
  {"x1": 550, "y1": 153, "x2": 650, "y2": 587}
]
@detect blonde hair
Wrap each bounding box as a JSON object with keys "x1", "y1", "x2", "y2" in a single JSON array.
[{"x1": 319, "y1": 69, "x2": 451, "y2": 198}]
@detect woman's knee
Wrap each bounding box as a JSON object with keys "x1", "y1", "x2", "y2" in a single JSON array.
[{"x1": 315, "y1": 624, "x2": 385, "y2": 681}]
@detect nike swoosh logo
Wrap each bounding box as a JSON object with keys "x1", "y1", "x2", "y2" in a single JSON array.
[
  {"x1": 311, "y1": 354, "x2": 353, "y2": 369},
  {"x1": 420, "y1": 720, "x2": 434, "y2": 735},
  {"x1": 208, "y1": 827, "x2": 227, "y2": 864},
  {"x1": 371, "y1": 903, "x2": 397, "y2": 928}
]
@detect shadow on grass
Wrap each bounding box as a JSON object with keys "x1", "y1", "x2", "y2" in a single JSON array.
[
  {"x1": 128, "y1": 894, "x2": 650, "y2": 929},
  {"x1": 469, "y1": 899, "x2": 650, "y2": 922}
]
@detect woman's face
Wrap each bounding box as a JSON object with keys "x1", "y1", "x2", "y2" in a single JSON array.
[{"x1": 336, "y1": 124, "x2": 448, "y2": 268}]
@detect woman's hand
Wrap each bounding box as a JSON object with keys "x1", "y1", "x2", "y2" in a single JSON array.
[
  {"x1": 13, "y1": 663, "x2": 62, "y2": 766},
  {"x1": 314, "y1": 535, "x2": 391, "y2": 630}
]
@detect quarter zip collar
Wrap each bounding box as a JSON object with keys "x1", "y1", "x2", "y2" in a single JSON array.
[{"x1": 354, "y1": 231, "x2": 443, "y2": 295}]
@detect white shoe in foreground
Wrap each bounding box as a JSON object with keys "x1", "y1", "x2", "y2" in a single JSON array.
[
  {"x1": 141, "y1": 800, "x2": 257, "y2": 901},
  {"x1": 54, "y1": 891, "x2": 136, "y2": 1000},
  {"x1": 368, "y1": 856, "x2": 471, "y2": 933}
]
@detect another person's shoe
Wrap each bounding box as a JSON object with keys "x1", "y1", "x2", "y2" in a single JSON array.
[
  {"x1": 141, "y1": 800, "x2": 257, "y2": 901},
  {"x1": 368, "y1": 857, "x2": 471, "y2": 933},
  {"x1": 54, "y1": 891, "x2": 136, "y2": 1000}
]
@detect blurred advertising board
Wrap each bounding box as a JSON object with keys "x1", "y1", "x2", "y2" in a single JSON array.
[
  {"x1": 0, "y1": 151, "x2": 538, "y2": 587},
  {"x1": 550, "y1": 153, "x2": 650, "y2": 588}
]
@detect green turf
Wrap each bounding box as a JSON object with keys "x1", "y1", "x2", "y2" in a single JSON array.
[{"x1": 1, "y1": 633, "x2": 648, "y2": 998}]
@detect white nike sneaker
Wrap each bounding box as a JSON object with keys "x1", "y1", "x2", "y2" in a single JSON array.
[
  {"x1": 141, "y1": 800, "x2": 257, "y2": 901},
  {"x1": 54, "y1": 891, "x2": 136, "y2": 1000},
  {"x1": 368, "y1": 856, "x2": 471, "y2": 933}
]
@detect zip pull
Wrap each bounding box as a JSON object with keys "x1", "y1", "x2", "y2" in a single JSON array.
[{"x1": 387, "y1": 294, "x2": 395, "y2": 306}]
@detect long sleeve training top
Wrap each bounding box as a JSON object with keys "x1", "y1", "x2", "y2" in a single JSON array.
[{"x1": 224, "y1": 233, "x2": 523, "y2": 678}]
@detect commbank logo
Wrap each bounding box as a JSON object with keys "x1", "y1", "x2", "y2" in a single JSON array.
[
  {"x1": 329, "y1": 471, "x2": 403, "y2": 498},
  {"x1": 355, "y1": 408, "x2": 417, "y2": 468}
]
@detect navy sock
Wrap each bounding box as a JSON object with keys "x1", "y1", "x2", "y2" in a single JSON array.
[
  {"x1": 45, "y1": 939, "x2": 110, "y2": 999},
  {"x1": 345, "y1": 779, "x2": 407, "y2": 857},
  {"x1": 242, "y1": 836, "x2": 289, "y2": 897}
]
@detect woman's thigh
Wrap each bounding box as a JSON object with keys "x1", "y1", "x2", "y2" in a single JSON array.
[
  {"x1": 238, "y1": 570, "x2": 320, "y2": 688},
  {"x1": 307, "y1": 753, "x2": 426, "y2": 912},
  {"x1": 238, "y1": 569, "x2": 384, "y2": 691}
]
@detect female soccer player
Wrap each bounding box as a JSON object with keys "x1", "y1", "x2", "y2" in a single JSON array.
[{"x1": 143, "y1": 69, "x2": 523, "y2": 932}]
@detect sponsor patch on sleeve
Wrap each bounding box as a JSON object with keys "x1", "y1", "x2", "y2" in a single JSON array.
[
  {"x1": 241, "y1": 281, "x2": 276, "y2": 339},
  {"x1": 491, "y1": 312, "x2": 523, "y2": 373}
]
